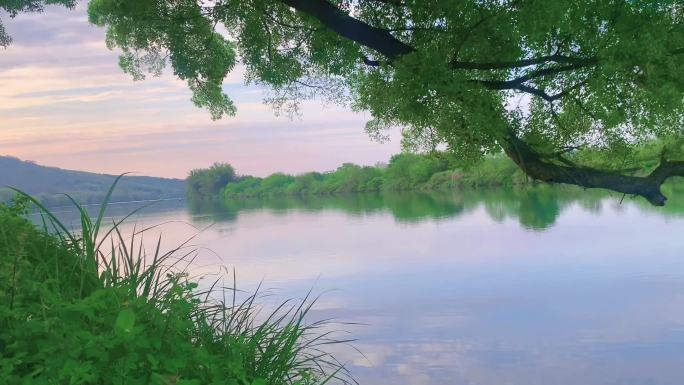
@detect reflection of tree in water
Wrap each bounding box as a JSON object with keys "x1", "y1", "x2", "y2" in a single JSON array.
[
  {"x1": 655, "y1": 178, "x2": 684, "y2": 216},
  {"x1": 187, "y1": 199, "x2": 238, "y2": 223},
  {"x1": 472, "y1": 186, "x2": 607, "y2": 230},
  {"x1": 517, "y1": 189, "x2": 561, "y2": 230},
  {"x1": 189, "y1": 192, "x2": 465, "y2": 223},
  {"x1": 188, "y1": 180, "x2": 684, "y2": 230},
  {"x1": 380, "y1": 192, "x2": 465, "y2": 222}
]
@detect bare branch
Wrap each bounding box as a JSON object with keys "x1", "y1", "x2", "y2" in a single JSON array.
[
  {"x1": 474, "y1": 61, "x2": 598, "y2": 90},
  {"x1": 451, "y1": 54, "x2": 598, "y2": 70}
]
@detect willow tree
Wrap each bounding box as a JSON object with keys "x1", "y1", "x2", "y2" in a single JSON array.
[{"x1": 5, "y1": 1, "x2": 684, "y2": 204}]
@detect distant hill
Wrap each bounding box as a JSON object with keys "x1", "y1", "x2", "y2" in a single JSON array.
[{"x1": 0, "y1": 156, "x2": 186, "y2": 206}]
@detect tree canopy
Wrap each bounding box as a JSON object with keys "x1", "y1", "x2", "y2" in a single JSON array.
[
  {"x1": 4, "y1": 1, "x2": 684, "y2": 204},
  {"x1": 187, "y1": 162, "x2": 236, "y2": 199}
]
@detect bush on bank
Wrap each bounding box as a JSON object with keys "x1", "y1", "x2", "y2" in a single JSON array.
[
  {"x1": 0, "y1": 189, "x2": 348, "y2": 385},
  {"x1": 185, "y1": 139, "x2": 682, "y2": 201}
]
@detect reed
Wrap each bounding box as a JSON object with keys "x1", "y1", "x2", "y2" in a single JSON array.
[{"x1": 0, "y1": 176, "x2": 353, "y2": 385}]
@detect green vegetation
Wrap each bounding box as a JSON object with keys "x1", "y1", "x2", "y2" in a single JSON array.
[
  {"x1": 186, "y1": 139, "x2": 682, "y2": 202},
  {"x1": 81, "y1": 0, "x2": 684, "y2": 204},
  {"x1": 189, "y1": 179, "x2": 684, "y2": 231},
  {"x1": 4, "y1": 2, "x2": 684, "y2": 202},
  {"x1": 218, "y1": 153, "x2": 526, "y2": 199},
  {"x1": 0, "y1": 181, "x2": 349, "y2": 385},
  {"x1": 0, "y1": 156, "x2": 185, "y2": 206},
  {"x1": 187, "y1": 163, "x2": 237, "y2": 200}
]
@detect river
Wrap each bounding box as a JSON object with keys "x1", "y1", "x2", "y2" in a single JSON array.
[{"x1": 35, "y1": 184, "x2": 684, "y2": 385}]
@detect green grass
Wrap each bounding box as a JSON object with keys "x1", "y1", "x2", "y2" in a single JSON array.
[{"x1": 0, "y1": 177, "x2": 353, "y2": 385}]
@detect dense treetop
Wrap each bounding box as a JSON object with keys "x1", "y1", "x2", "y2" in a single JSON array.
[
  {"x1": 3, "y1": 1, "x2": 684, "y2": 204},
  {"x1": 187, "y1": 162, "x2": 236, "y2": 199}
]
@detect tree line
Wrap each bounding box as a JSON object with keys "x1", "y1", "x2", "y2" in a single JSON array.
[
  {"x1": 4, "y1": 1, "x2": 684, "y2": 204},
  {"x1": 187, "y1": 139, "x2": 683, "y2": 201}
]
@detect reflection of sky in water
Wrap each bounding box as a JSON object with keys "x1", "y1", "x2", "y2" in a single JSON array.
[{"x1": 39, "y1": 190, "x2": 684, "y2": 384}]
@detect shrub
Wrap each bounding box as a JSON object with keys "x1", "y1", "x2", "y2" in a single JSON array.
[
  {"x1": 260, "y1": 173, "x2": 296, "y2": 195},
  {"x1": 384, "y1": 154, "x2": 448, "y2": 190},
  {"x1": 0, "y1": 181, "x2": 350, "y2": 385},
  {"x1": 285, "y1": 172, "x2": 324, "y2": 195},
  {"x1": 188, "y1": 163, "x2": 237, "y2": 200},
  {"x1": 222, "y1": 176, "x2": 264, "y2": 198}
]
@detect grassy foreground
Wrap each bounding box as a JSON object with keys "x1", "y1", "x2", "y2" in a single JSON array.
[{"x1": 0, "y1": 181, "x2": 350, "y2": 385}]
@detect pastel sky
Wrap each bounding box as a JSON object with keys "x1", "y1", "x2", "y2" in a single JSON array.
[{"x1": 0, "y1": 4, "x2": 400, "y2": 178}]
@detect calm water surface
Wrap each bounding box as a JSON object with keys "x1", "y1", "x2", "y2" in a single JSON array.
[{"x1": 41, "y1": 186, "x2": 684, "y2": 385}]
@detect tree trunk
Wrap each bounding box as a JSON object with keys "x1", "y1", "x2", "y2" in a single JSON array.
[{"x1": 500, "y1": 132, "x2": 684, "y2": 206}]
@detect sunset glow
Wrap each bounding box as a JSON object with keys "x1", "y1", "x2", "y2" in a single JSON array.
[{"x1": 0, "y1": 4, "x2": 399, "y2": 178}]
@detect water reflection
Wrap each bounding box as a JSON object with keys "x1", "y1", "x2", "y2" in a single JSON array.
[
  {"x1": 30, "y1": 183, "x2": 684, "y2": 385},
  {"x1": 177, "y1": 184, "x2": 684, "y2": 384},
  {"x1": 188, "y1": 181, "x2": 684, "y2": 230}
]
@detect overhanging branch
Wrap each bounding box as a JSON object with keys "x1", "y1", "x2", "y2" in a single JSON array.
[
  {"x1": 451, "y1": 54, "x2": 597, "y2": 70},
  {"x1": 278, "y1": 0, "x2": 414, "y2": 60},
  {"x1": 278, "y1": 0, "x2": 596, "y2": 102},
  {"x1": 275, "y1": 0, "x2": 678, "y2": 206},
  {"x1": 502, "y1": 132, "x2": 684, "y2": 206},
  {"x1": 472, "y1": 60, "x2": 597, "y2": 100}
]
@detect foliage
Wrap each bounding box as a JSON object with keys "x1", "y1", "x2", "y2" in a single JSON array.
[
  {"x1": 209, "y1": 153, "x2": 519, "y2": 199},
  {"x1": 570, "y1": 136, "x2": 684, "y2": 175},
  {"x1": 191, "y1": 177, "x2": 684, "y2": 233},
  {"x1": 0, "y1": 182, "x2": 351, "y2": 385},
  {"x1": 187, "y1": 163, "x2": 237, "y2": 200},
  {"x1": 202, "y1": 138, "x2": 681, "y2": 201},
  {"x1": 260, "y1": 173, "x2": 296, "y2": 194},
  {"x1": 383, "y1": 154, "x2": 449, "y2": 190},
  {"x1": 223, "y1": 176, "x2": 265, "y2": 198},
  {"x1": 79, "y1": 1, "x2": 684, "y2": 174},
  {"x1": 87, "y1": 0, "x2": 237, "y2": 120},
  {"x1": 454, "y1": 155, "x2": 528, "y2": 188},
  {"x1": 2, "y1": 1, "x2": 684, "y2": 199}
]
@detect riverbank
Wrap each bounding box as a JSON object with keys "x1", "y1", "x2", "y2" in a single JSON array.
[
  {"x1": 223, "y1": 154, "x2": 528, "y2": 199},
  {"x1": 187, "y1": 139, "x2": 678, "y2": 202},
  {"x1": 0, "y1": 192, "x2": 346, "y2": 385}
]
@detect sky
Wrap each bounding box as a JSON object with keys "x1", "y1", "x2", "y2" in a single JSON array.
[{"x1": 0, "y1": 4, "x2": 400, "y2": 179}]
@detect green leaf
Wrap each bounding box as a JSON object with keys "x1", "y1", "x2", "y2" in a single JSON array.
[{"x1": 115, "y1": 308, "x2": 136, "y2": 334}]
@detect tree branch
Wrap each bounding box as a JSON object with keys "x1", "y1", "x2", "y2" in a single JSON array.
[
  {"x1": 386, "y1": 26, "x2": 450, "y2": 33},
  {"x1": 278, "y1": 0, "x2": 414, "y2": 60},
  {"x1": 474, "y1": 61, "x2": 597, "y2": 90},
  {"x1": 365, "y1": 0, "x2": 404, "y2": 6},
  {"x1": 451, "y1": 53, "x2": 597, "y2": 70},
  {"x1": 278, "y1": 0, "x2": 595, "y2": 103},
  {"x1": 502, "y1": 132, "x2": 684, "y2": 206},
  {"x1": 470, "y1": 60, "x2": 596, "y2": 101},
  {"x1": 294, "y1": 79, "x2": 325, "y2": 89},
  {"x1": 276, "y1": 0, "x2": 678, "y2": 206}
]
